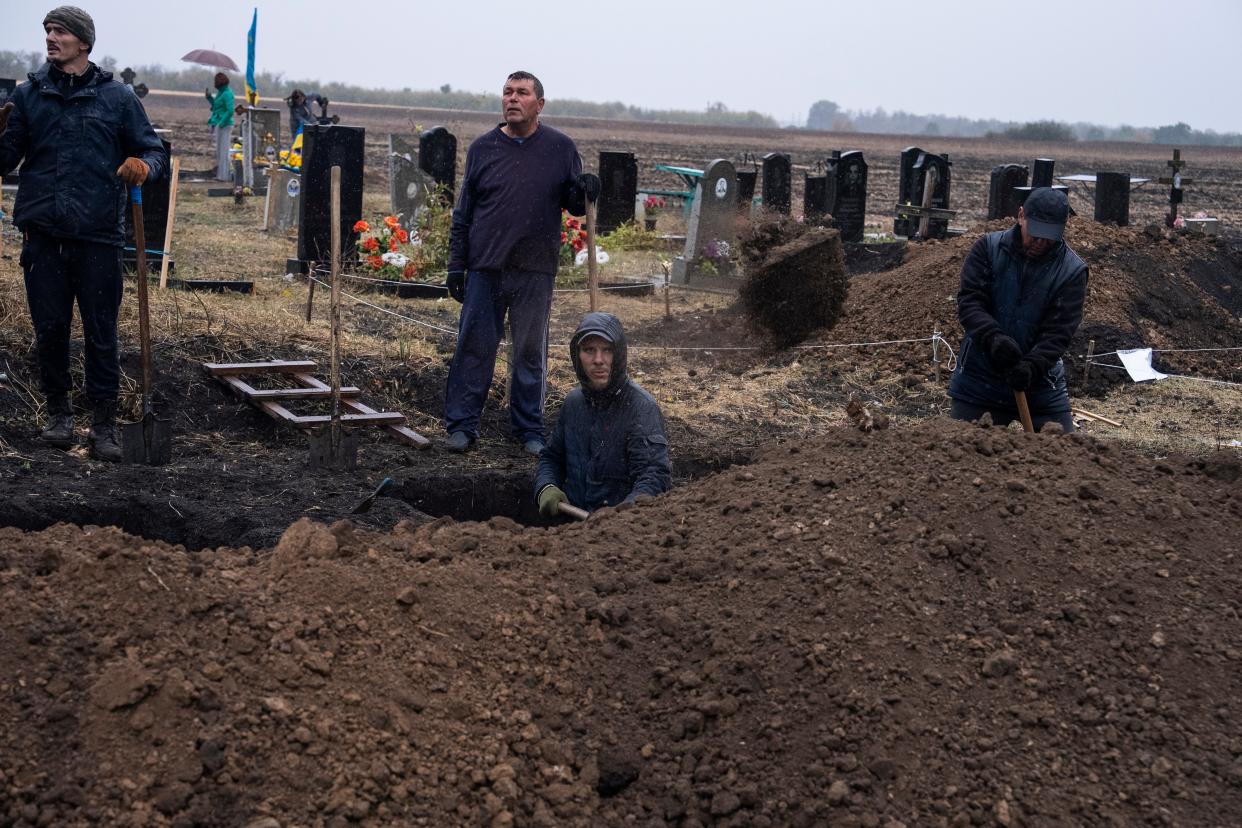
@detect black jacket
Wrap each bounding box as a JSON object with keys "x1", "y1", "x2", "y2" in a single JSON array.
[
  {"x1": 0, "y1": 63, "x2": 167, "y2": 247},
  {"x1": 949, "y1": 225, "x2": 1088, "y2": 412},
  {"x1": 535, "y1": 313, "x2": 672, "y2": 511}
]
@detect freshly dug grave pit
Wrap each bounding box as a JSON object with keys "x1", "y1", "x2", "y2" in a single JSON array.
[{"x1": 2, "y1": 418, "x2": 1240, "y2": 827}]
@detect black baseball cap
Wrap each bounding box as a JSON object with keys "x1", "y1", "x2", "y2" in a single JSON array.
[{"x1": 1023, "y1": 187, "x2": 1070, "y2": 241}]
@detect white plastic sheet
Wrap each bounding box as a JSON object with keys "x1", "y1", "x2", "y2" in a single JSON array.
[{"x1": 1117, "y1": 348, "x2": 1167, "y2": 383}]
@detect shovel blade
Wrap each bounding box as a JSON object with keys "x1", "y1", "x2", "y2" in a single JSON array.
[
  {"x1": 121, "y1": 414, "x2": 173, "y2": 465},
  {"x1": 308, "y1": 427, "x2": 358, "y2": 470}
]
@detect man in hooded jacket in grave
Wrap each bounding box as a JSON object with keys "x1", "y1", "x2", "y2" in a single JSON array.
[{"x1": 534, "y1": 312, "x2": 672, "y2": 517}]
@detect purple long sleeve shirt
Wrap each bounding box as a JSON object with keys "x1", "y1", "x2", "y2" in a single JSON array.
[{"x1": 448, "y1": 123, "x2": 585, "y2": 276}]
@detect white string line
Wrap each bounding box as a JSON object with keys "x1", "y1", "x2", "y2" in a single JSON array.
[
  {"x1": 1087, "y1": 346, "x2": 1242, "y2": 358},
  {"x1": 335, "y1": 269, "x2": 674, "y2": 295},
  {"x1": 934, "y1": 334, "x2": 958, "y2": 371},
  {"x1": 1088, "y1": 360, "x2": 1242, "y2": 388},
  {"x1": 308, "y1": 275, "x2": 460, "y2": 336}
]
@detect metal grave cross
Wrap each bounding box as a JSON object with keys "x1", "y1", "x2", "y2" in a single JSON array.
[{"x1": 1156, "y1": 149, "x2": 1194, "y2": 226}]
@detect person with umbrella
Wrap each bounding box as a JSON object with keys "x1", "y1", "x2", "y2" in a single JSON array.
[
  {"x1": 204, "y1": 71, "x2": 234, "y2": 181},
  {"x1": 0, "y1": 6, "x2": 167, "y2": 460}
]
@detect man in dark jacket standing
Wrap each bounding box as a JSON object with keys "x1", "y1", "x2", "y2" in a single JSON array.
[
  {"x1": 0, "y1": 6, "x2": 168, "y2": 460},
  {"x1": 535, "y1": 312, "x2": 672, "y2": 517},
  {"x1": 443, "y1": 70, "x2": 600, "y2": 455},
  {"x1": 948, "y1": 187, "x2": 1088, "y2": 432}
]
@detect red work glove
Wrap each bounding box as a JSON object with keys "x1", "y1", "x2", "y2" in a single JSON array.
[
  {"x1": 116, "y1": 157, "x2": 149, "y2": 186},
  {"x1": 0, "y1": 102, "x2": 13, "y2": 137}
]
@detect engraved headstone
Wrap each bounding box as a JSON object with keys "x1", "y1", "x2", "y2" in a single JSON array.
[
  {"x1": 248, "y1": 108, "x2": 282, "y2": 166},
  {"x1": 297, "y1": 125, "x2": 365, "y2": 264},
  {"x1": 269, "y1": 168, "x2": 301, "y2": 234},
  {"x1": 597, "y1": 151, "x2": 638, "y2": 233},
  {"x1": 1094, "y1": 171, "x2": 1130, "y2": 226},
  {"x1": 827, "y1": 150, "x2": 867, "y2": 243},
  {"x1": 389, "y1": 134, "x2": 432, "y2": 230},
  {"x1": 1032, "y1": 158, "x2": 1055, "y2": 189},
  {"x1": 804, "y1": 171, "x2": 832, "y2": 224},
  {"x1": 671, "y1": 159, "x2": 738, "y2": 285},
  {"x1": 987, "y1": 164, "x2": 1029, "y2": 220},
  {"x1": 761, "y1": 152, "x2": 792, "y2": 214},
  {"x1": 894, "y1": 147, "x2": 951, "y2": 239},
  {"x1": 418, "y1": 126, "x2": 457, "y2": 201}
]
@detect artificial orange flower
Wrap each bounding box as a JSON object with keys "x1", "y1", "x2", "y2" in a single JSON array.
[
  {"x1": 396, "y1": 229, "x2": 409, "y2": 243},
  {"x1": 363, "y1": 237, "x2": 380, "y2": 252},
  {"x1": 403, "y1": 263, "x2": 418, "y2": 280},
  {"x1": 383, "y1": 215, "x2": 400, "y2": 229},
  {"x1": 353, "y1": 220, "x2": 369, "y2": 233},
  {"x1": 367, "y1": 255, "x2": 383, "y2": 269}
]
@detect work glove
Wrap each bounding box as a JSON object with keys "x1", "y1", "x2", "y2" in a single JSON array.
[
  {"x1": 987, "y1": 333, "x2": 1023, "y2": 370},
  {"x1": 446, "y1": 270, "x2": 466, "y2": 303},
  {"x1": 538, "y1": 485, "x2": 568, "y2": 518},
  {"x1": 577, "y1": 173, "x2": 602, "y2": 203},
  {"x1": 0, "y1": 102, "x2": 13, "y2": 138},
  {"x1": 1006, "y1": 359, "x2": 1036, "y2": 391},
  {"x1": 116, "y1": 157, "x2": 149, "y2": 186}
]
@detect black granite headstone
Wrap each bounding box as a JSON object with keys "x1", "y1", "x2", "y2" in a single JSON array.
[
  {"x1": 827, "y1": 150, "x2": 867, "y2": 243},
  {"x1": 735, "y1": 169, "x2": 757, "y2": 213},
  {"x1": 124, "y1": 138, "x2": 172, "y2": 266},
  {"x1": 297, "y1": 125, "x2": 365, "y2": 263},
  {"x1": 418, "y1": 126, "x2": 457, "y2": 201},
  {"x1": 598, "y1": 151, "x2": 637, "y2": 234},
  {"x1": 1094, "y1": 171, "x2": 1130, "y2": 226},
  {"x1": 1032, "y1": 158, "x2": 1055, "y2": 189},
  {"x1": 761, "y1": 152, "x2": 792, "y2": 214},
  {"x1": 803, "y1": 172, "x2": 831, "y2": 224},
  {"x1": 987, "y1": 164, "x2": 1029, "y2": 220},
  {"x1": 0, "y1": 78, "x2": 17, "y2": 108},
  {"x1": 895, "y1": 147, "x2": 951, "y2": 238}
]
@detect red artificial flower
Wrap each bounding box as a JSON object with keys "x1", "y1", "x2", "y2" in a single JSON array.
[
  {"x1": 572, "y1": 237, "x2": 585, "y2": 252},
  {"x1": 367, "y1": 255, "x2": 384, "y2": 269},
  {"x1": 403, "y1": 263, "x2": 418, "y2": 279},
  {"x1": 353, "y1": 220, "x2": 369, "y2": 233},
  {"x1": 363, "y1": 237, "x2": 380, "y2": 253},
  {"x1": 396, "y1": 229, "x2": 409, "y2": 243},
  {"x1": 389, "y1": 236, "x2": 399, "y2": 252},
  {"x1": 560, "y1": 232, "x2": 568, "y2": 243},
  {"x1": 566, "y1": 218, "x2": 580, "y2": 230}
]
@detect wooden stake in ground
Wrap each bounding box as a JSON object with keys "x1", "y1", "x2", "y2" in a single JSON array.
[
  {"x1": 917, "y1": 165, "x2": 939, "y2": 240},
  {"x1": 159, "y1": 156, "x2": 181, "y2": 289},
  {"x1": 329, "y1": 166, "x2": 343, "y2": 459},
  {"x1": 1084, "y1": 339, "x2": 1096, "y2": 385},
  {"x1": 586, "y1": 197, "x2": 599, "y2": 312}
]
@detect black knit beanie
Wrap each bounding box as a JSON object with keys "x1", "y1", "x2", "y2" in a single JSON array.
[{"x1": 44, "y1": 6, "x2": 95, "y2": 51}]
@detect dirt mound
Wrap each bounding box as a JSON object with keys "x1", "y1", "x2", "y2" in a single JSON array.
[
  {"x1": 3, "y1": 419, "x2": 1240, "y2": 826},
  {"x1": 738, "y1": 220, "x2": 849, "y2": 348}
]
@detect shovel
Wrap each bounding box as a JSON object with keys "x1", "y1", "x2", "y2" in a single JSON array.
[
  {"x1": 558, "y1": 502, "x2": 589, "y2": 521},
  {"x1": 121, "y1": 184, "x2": 173, "y2": 465},
  {"x1": 351, "y1": 477, "x2": 395, "y2": 514},
  {"x1": 308, "y1": 166, "x2": 358, "y2": 469},
  {"x1": 1013, "y1": 390, "x2": 1035, "y2": 433}
]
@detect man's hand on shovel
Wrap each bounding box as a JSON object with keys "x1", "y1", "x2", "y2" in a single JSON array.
[{"x1": 116, "y1": 157, "x2": 149, "y2": 186}]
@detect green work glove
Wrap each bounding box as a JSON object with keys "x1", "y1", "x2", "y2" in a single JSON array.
[{"x1": 538, "y1": 485, "x2": 567, "y2": 518}]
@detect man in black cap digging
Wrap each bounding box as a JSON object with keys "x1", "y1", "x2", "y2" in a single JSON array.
[
  {"x1": 948, "y1": 187, "x2": 1088, "y2": 431},
  {"x1": 0, "y1": 6, "x2": 167, "y2": 460},
  {"x1": 534, "y1": 312, "x2": 671, "y2": 517}
]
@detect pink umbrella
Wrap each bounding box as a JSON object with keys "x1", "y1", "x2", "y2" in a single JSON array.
[{"x1": 180, "y1": 49, "x2": 240, "y2": 72}]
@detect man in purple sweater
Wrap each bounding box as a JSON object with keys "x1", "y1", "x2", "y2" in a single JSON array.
[{"x1": 443, "y1": 70, "x2": 600, "y2": 454}]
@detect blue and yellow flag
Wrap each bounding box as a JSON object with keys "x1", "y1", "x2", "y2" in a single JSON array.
[{"x1": 244, "y1": 8, "x2": 258, "y2": 105}]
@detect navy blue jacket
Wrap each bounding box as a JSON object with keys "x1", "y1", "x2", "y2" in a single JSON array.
[
  {"x1": 949, "y1": 225, "x2": 1088, "y2": 413},
  {"x1": 535, "y1": 313, "x2": 672, "y2": 512},
  {"x1": 0, "y1": 64, "x2": 167, "y2": 247},
  {"x1": 449, "y1": 123, "x2": 585, "y2": 276}
]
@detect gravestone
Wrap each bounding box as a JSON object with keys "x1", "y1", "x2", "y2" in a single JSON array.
[
  {"x1": 894, "y1": 147, "x2": 951, "y2": 239},
  {"x1": 418, "y1": 127, "x2": 457, "y2": 201},
  {"x1": 0, "y1": 78, "x2": 16, "y2": 108},
  {"x1": 826, "y1": 150, "x2": 867, "y2": 243},
  {"x1": 987, "y1": 164, "x2": 1029, "y2": 220},
  {"x1": 1094, "y1": 171, "x2": 1130, "y2": 226},
  {"x1": 735, "y1": 169, "x2": 758, "y2": 213},
  {"x1": 269, "y1": 169, "x2": 301, "y2": 234},
  {"x1": 671, "y1": 159, "x2": 738, "y2": 285},
  {"x1": 248, "y1": 108, "x2": 282, "y2": 166},
  {"x1": 124, "y1": 138, "x2": 172, "y2": 268},
  {"x1": 1032, "y1": 158, "x2": 1055, "y2": 188},
  {"x1": 761, "y1": 152, "x2": 792, "y2": 214},
  {"x1": 803, "y1": 171, "x2": 832, "y2": 224},
  {"x1": 598, "y1": 151, "x2": 638, "y2": 233},
  {"x1": 388, "y1": 134, "x2": 433, "y2": 230},
  {"x1": 297, "y1": 124, "x2": 365, "y2": 264}
]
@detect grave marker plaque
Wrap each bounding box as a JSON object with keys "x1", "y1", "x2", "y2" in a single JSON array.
[
  {"x1": 418, "y1": 127, "x2": 457, "y2": 201},
  {"x1": 1032, "y1": 158, "x2": 1055, "y2": 189},
  {"x1": 761, "y1": 152, "x2": 792, "y2": 214},
  {"x1": 987, "y1": 164, "x2": 1029, "y2": 220},
  {"x1": 598, "y1": 151, "x2": 638, "y2": 233},
  {"x1": 827, "y1": 150, "x2": 867, "y2": 243},
  {"x1": 895, "y1": 147, "x2": 951, "y2": 239},
  {"x1": 671, "y1": 159, "x2": 738, "y2": 285},
  {"x1": 269, "y1": 168, "x2": 301, "y2": 233},
  {"x1": 248, "y1": 107, "x2": 282, "y2": 166},
  {"x1": 1094, "y1": 171, "x2": 1130, "y2": 226},
  {"x1": 298, "y1": 125, "x2": 365, "y2": 264},
  {"x1": 388, "y1": 134, "x2": 433, "y2": 230}
]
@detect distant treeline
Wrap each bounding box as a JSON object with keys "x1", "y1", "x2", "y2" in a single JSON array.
[
  {"x1": 0, "y1": 50, "x2": 777, "y2": 129},
  {"x1": 806, "y1": 99, "x2": 1242, "y2": 147}
]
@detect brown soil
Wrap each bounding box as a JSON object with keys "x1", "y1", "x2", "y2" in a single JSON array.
[{"x1": 2, "y1": 419, "x2": 1240, "y2": 826}]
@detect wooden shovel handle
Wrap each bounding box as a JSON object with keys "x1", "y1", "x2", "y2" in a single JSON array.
[
  {"x1": 1014, "y1": 390, "x2": 1034, "y2": 433},
  {"x1": 558, "y1": 501, "x2": 589, "y2": 521},
  {"x1": 130, "y1": 186, "x2": 153, "y2": 404}
]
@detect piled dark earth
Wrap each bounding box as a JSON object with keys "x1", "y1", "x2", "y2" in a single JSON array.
[{"x1": 3, "y1": 419, "x2": 1240, "y2": 827}]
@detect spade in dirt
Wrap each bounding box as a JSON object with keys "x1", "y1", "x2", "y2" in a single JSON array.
[
  {"x1": 308, "y1": 165, "x2": 359, "y2": 469},
  {"x1": 121, "y1": 185, "x2": 173, "y2": 465},
  {"x1": 351, "y1": 477, "x2": 395, "y2": 514}
]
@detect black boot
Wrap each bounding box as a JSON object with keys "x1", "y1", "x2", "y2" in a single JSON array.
[
  {"x1": 40, "y1": 394, "x2": 75, "y2": 448},
  {"x1": 89, "y1": 399, "x2": 123, "y2": 462}
]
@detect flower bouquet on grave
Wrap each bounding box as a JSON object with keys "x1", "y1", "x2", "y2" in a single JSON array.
[
  {"x1": 697, "y1": 238, "x2": 734, "y2": 277},
  {"x1": 643, "y1": 196, "x2": 666, "y2": 231},
  {"x1": 559, "y1": 211, "x2": 589, "y2": 268},
  {"x1": 354, "y1": 217, "x2": 420, "y2": 281}
]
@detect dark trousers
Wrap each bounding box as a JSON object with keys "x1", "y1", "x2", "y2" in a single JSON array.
[
  {"x1": 444, "y1": 269, "x2": 554, "y2": 442},
  {"x1": 20, "y1": 230, "x2": 124, "y2": 402},
  {"x1": 950, "y1": 399, "x2": 1075, "y2": 433}
]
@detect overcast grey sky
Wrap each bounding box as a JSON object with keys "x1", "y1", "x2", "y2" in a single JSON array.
[{"x1": 4, "y1": 0, "x2": 1240, "y2": 132}]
